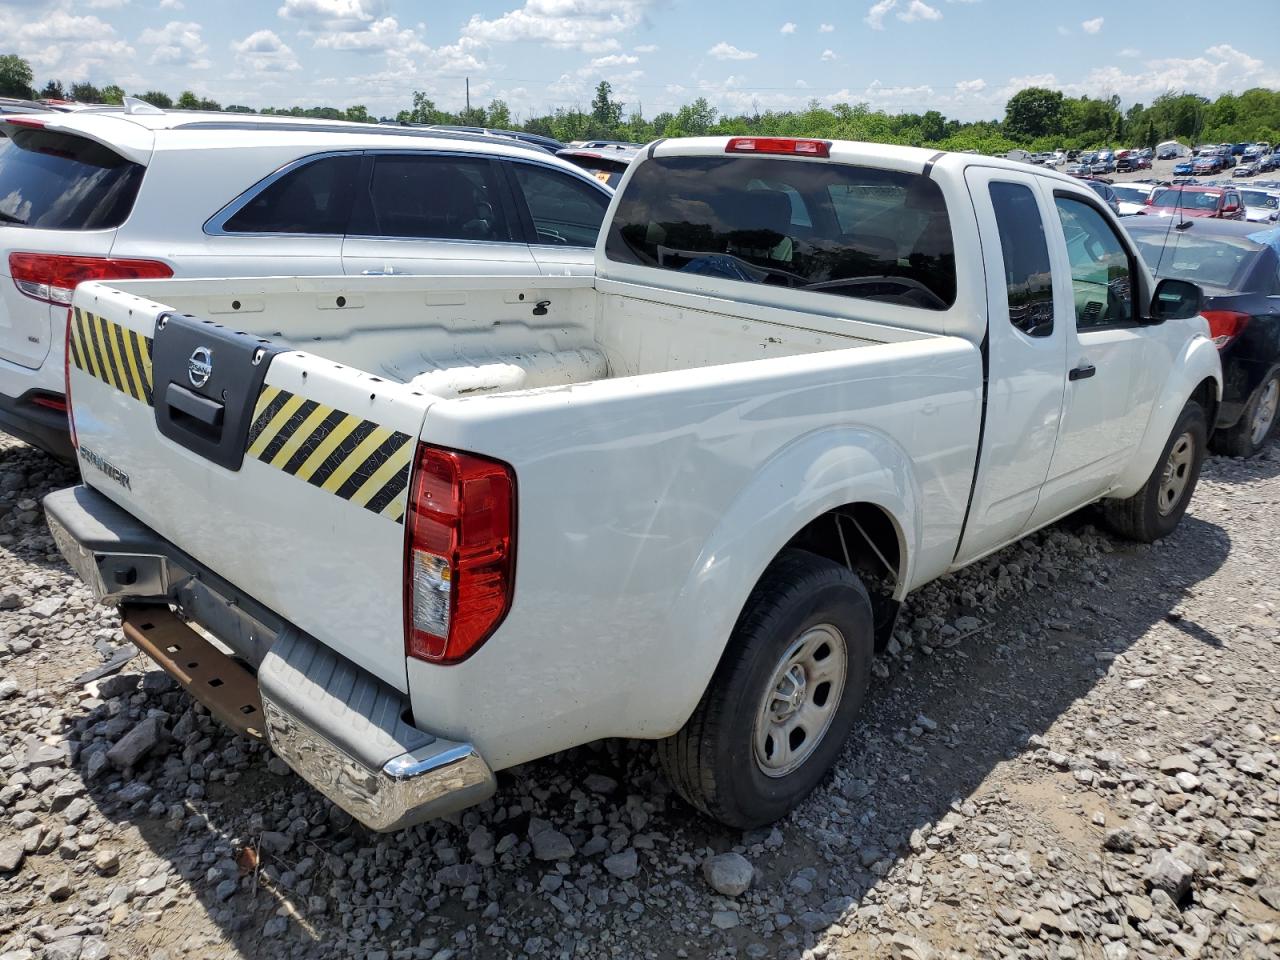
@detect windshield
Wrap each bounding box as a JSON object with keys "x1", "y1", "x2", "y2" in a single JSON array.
[
  {"x1": 1240, "y1": 191, "x2": 1279, "y2": 209},
  {"x1": 1112, "y1": 187, "x2": 1150, "y2": 204},
  {"x1": 1130, "y1": 229, "x2": 1260, "y2": 290},
  {"x1": 562, "y1": 158, "x2": 627, "y2": 188},
  {"x1": 0, "y1": 127, "x2": 144, "y2": 230},
  {"x1": 606, "y1": 155, "x2": 957, "y2": 310},
  {"x1": 1150, "y1": 189, "x2": 1221, "y2": 211}
]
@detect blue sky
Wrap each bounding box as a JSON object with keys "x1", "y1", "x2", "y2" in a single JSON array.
[{"x1": 5, "y1": 0, "x2": 1279, "y2": 121}]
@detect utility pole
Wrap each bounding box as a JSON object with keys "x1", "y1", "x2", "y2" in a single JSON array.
[{"x1": 465, "y1": 77, "x2": 470, "y2": 115}]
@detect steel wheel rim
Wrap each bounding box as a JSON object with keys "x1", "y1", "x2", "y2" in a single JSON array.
[
  {"x1": 752, "y1": 624, "x2": 847, "y2": 778},
  {"x1": 1157, "y1": 431, "x2": 1195, "y2": 516},
  {"x1": 1250, "y1": 379, "x2": 1279, "y2": 447}
]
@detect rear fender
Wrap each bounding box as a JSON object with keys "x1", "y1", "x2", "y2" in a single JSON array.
[
  {"x1": 660, "y1": 426, "x2": 919, "y2": 733},
  {"x1": 1111, "y1": 331, "x2": 1221, "y2": 499}
]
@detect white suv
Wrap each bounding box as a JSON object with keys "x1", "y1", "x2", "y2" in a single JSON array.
[{"x1": 0, "y1": 105, "x2": 614, "y2": 459}]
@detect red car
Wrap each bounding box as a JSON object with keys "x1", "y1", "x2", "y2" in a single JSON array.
[{"x1": 1142, "y1": 185, "x2": 1246, "y2": 220}]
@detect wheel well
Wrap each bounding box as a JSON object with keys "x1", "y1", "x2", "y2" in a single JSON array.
[
  {"x1": 1191, "y1": 376, "x2": 1219, "y2": 436},
  {"x1": 781, "y1": 503, "x2": 903, "y2": 651}
]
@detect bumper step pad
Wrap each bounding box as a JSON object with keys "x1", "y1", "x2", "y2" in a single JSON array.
[{"x1": 121, "y1": 604, "x2": 265, "y2": 739}]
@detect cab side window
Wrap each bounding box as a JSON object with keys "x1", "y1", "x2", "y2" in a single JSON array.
[
  {"x1": 989, "y1": 182, "x2": 1054, "y2": 337},
  {"x1": 1053, "y1": 195, "x2": 1134, "y2": 329}
]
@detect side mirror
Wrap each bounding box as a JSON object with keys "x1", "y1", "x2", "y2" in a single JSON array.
[{"x1": 1149, "y1": 277, "x2": 1203, "y2": 322}]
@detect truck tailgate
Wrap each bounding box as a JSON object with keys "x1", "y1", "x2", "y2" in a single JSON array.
[{"x1": 66, "y1": 282, "x2": 428, "y2": 692}]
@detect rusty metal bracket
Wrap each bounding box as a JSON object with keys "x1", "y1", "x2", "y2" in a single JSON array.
[{"x1": 120, "y1": 604, "x2": 265, "y2": 739}]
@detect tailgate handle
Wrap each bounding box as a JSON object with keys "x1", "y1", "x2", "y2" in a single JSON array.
[{"x1": 165, "y1": 382, "x2": 225, "y2": 428}]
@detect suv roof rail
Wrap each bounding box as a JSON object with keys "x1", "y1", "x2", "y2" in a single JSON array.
[
  {"x1": 123, "y1": 96, "x2": 166, "y2": 116},
  {"x1": 165, "y1": 118, "x2": 554, "y2": 154}
]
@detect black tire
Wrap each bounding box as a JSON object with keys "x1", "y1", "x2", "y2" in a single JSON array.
[
  {"x1": 1101, "y1": 400, "x2": 1206, "y2": 543},
  {"x1": 1210, "y1": 369, "x2": 1280, "y2": 459},
  {"x1": 657, "y1": 549, "x2": 874, "y2": 829}
]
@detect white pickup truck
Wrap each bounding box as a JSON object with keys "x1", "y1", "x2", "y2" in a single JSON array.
[{"x1": 46, "y1": 136, "x2": 1220, "y2": 832}]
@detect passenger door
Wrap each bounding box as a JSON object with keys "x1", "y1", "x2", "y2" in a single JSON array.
[
  {"x1": 504, "y1": 161, "x2": 612, "y2": 276},
  {"x1": 342, "y1": 153, "x2": 537, "y2": 277},
  {"x1": 954, "y1": 168, "x2": 1067, "y2": 565},
  {"x1": 1028, "y1": 190, "x2": 1155, "y2": 528}
]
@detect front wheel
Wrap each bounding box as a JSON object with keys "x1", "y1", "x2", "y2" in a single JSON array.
[
  {"x1": 1211, "y1": 370, "x2": 1279, "y2": 459},
  {"x1": 657, "y1": 549, "x2": 874, "y2": 829},
  {"x1": 1101, "y1": 400, "x2": 1206, "y2": 542}
]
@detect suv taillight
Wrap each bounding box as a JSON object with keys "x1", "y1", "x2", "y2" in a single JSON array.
[
  {"x1": 404, "y1": 445, "x2": 515, "y2": 664},
  {"x1": 1202, "y1": 310, "x2": 1251, "y2": 349},
  {"x1": 8, "y1": 253, "x2": 173, "y2": 306}
]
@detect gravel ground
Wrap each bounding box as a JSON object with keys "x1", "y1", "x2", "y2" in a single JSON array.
[{"x1": 1, "y1": 432, "x2": 1278, "y2": 960}]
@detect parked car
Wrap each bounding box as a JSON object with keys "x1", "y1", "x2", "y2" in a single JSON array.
[
  {"x1": 1092, "y1": 150, "x2": 1116, "y2": 175},
  {"x1": 1238, "y1": 189, "x2": 1280, "y2": 223},
  {"x1": 1083, "y1": 178, "x2": 1121, "y2": 215},
  {"x1": 555, "y1": 144, "x2": 640, "y2": 188},
  {"x1": 1194, "y1": 154, "x2": 1225, "y2": 175},
  {"x1": 0, "y1": 105, "x2": 614, "y2": 459},
  {"x1": 1126, "y1": 218, "x2": 1280, "y2": 457},
  {"x1": 1116, "y1": 151, "x2": 1150, "y2": 172},
  {"x1": 1063, "y1": 161, "x2": 1090, "y2": 177},
  {"x1": 1111, "y1": 183, "x2": 1159, "y2": 216},
  {"x1": 1143, "y1": 185, "x2": 1246, "y2": 221},
  {"x1": 47, "y1": 138, "x2": 1218, "y2": 832},
  {"x1": 1233, "y1": 159, "x2": 1259, "y2": 178}
]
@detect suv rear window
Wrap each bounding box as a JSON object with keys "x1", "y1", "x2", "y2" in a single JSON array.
[
  {"x1": 0, "y1": 128, "x2": 144, "y2": 230},
  {"x1": 605, "y1": 155, "x2": 956, "y2": 310}
]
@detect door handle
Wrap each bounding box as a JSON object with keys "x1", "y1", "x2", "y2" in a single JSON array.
[
  {"x1": 361, "y1": 267, "x2": 397, "y2": 276},
  {"x1": 1069, "y1": 364, "x2": 1097, "y2": 381}
]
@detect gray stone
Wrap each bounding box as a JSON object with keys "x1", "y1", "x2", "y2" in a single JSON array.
[
  {"x1": 42, "y1": 939, "x2": 82, "y2": 960},
  {"x1": 46, "y1": 872, "x2": 74, "y2": 900},
  {"x1": 530, "y1": 829, "x2": 574, "y2": 862},
  {"x1": 0, "y1": 678, "x2": 18, "y2": 700},
  {"x1": 80, "y1": 940, "x2": 110, "y2": 960},
  {"x1": 28, "y1": 597, "x2": 63, "y2": 618},
  {"x1": 602, "y1": 848, "x2": 639, "y2": 880},
  {"x1": 215, "y1": 879, "x2": 239, "y2": 901},
  {"x1": 1145, "y1": 850, "x2": 1195, "y2": 901},
  {"x1": 702, "y1": 852, "x2": 753, "y2": 896},
  {"x1": 0, "y1": 839, "x2": 25, "y2": 873},
  {"x1": 710, "y1": 910, "x2": 739, "y2": 929},
  {"x1": 106, "y1": 716, "x2": 163, "y2": 769},
  {"x1": 1103, "y1": 827, "x2": 1138, "y2": 853},
  {"x1": 263, "y1": 917, "x2": 287, "y2": 937},
  {"x1": 583, "y1": 773, "x2": 618, "y2": 794}
]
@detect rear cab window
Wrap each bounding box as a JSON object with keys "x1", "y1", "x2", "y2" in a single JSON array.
[
  {"x1": 605, "y1": 155, "x2": 956, "y2": 311},
  {"x1": 0, "y1": 127, "x2": 144, "y2": 230}
]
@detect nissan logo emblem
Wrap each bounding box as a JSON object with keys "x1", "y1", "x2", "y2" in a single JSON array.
[{"x1": 187, "y1": 347, "x2": 213, "y2": 388}]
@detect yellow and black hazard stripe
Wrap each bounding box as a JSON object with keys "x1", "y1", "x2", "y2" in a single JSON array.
[
  {"x1": 68, "y1": 308, "x2": 154, "y2": 406},
  {"x1": 245, "y1": 385, "x2": 415, "y2": 523}
]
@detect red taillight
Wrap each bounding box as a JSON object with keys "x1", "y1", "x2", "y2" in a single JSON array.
[
  {"x1": 3, "y1": 117, "x2": 46, "y2": 129},
  {"x1": 30, "y1": 393, "x2": 66, "y2": 412},
  {"x1": 8, "y1": 253, "x2": 173, "y2": 306},
  {"x1": 63, "y1": 309, "x2": 77, "y2": 449},
  {"x1": 1202, "y1": 310, "x2": 1250, "y2": 349},
  {"x1": 404, "y1": 445, "x2": 515, "y2": 664},
  {"x1": 726, "y1": 137, "x2": 831, "y2": 158}
]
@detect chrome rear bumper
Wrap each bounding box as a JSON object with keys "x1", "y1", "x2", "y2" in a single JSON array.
[{"x1": 45, "y1": 484, "x2": 496, "y2": 832}]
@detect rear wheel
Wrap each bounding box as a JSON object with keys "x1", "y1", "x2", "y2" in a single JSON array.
[
  {"x1": 1101, "y1": 400, "x2": 1206, "y2": 542},
  {"x1": 1211, "y1": 370, "x2": 1279, "y2": 459},
  {"x1": 657, "y1": 549, "x2": 874, "y2": 829}
]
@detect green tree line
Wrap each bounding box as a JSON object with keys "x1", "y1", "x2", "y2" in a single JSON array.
[{"x1": 2, "y1": 50, "x2": 1277, "y2": 153}]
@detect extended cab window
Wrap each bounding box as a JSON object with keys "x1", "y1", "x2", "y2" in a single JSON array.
[
  {"x1": 0, "y1": 128, "x2": 144, "y2": 230},
  {"x1": 350, "y1": 155, "x2": 513, "y2": 242},
  {"x1": 221, "y1": 154, "x2": 360, "y2": 234},
  {"x1": 511, "y1": 164, "x2": 609, "y2": 247},
  {"x1": 988, "y1": 182, "x2": 1054, "y2": 337},
  {"x1": 606, "y1": 155, "x2": 956, "y2": 311},
  {"x1": 1053, "y1": 195, "x2": 1133, "y2": 329}
]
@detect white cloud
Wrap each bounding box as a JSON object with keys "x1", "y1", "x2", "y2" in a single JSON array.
[
  {"x1": 634, "y1": 43, "x2": 658, "y2": 52},
  {"x1": 708, "y1": 41, "x2": 757, "y2": 60},
  {"x1": 1119, "y1": 47, "x2": 1140, "y2": 57},
  {"x1": 158, "y1": 0, "x2": 183, "y2": 8},
  {"x1": 87, "y1": 0, "x2": 129, "y2": 7},
  {"x1": 1081, "y1": 16, "x2": 1103, "y2": 34},
  {"x1": 590, "y1": 53, "x2": 638, "y2": 67},
  {"x1": 865, "y1": 0, "x2": 895, "y2": 29},
  {"x1": 231, "y1": 28, "x2": 301, "y2": 72},
  {"x1": 0, "y1": 10, "x2": 135, "y2": 80},
  {"x1": 955, "y1": 77, "x2": 986, "y2": 94},
  {"x1": 463, "y1": 0, "x2": 656, "y2": 54},
  {"x1": 277, "y1": 0, "x2": 378, "y2": 28},
  {"x1": 140, "y1": 20, "x2": 209, "y2": 68},
  {"x1": 819, "y1": 22, "x2": 834, "y2": 32},
  {"x1": 899, "y1": 1, "x2": 942, "y2": 23},
  {"x1": 780, "y1": 21, "x2": 796, "y2": 34},
  {"x1": 1056, "y1": 25, "x2": 1070, "y2": 36},
  {"x1": 820, "y1": 48, "x2": 837, "y2": 61},
  {"x1": 313, "y1": 16, "x2": 410, "y2": 51}
]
